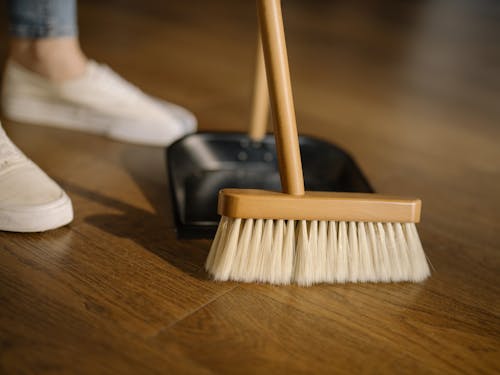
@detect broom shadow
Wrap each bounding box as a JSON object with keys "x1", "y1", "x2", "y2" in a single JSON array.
[{"x1": 62, "y1": 147, "x2": 210, "y2": 280}]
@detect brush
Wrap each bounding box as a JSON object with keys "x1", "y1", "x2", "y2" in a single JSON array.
[{"x1": 205, "y1": 0, "x2": 430, "y2": 286}]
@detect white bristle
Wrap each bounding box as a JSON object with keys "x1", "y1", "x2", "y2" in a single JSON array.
[
  {"x1": 357, "y1": 222, "x2": 375, "y2": 282},
  {"x1": 293, "y1": 220, "x2": 312, "y2": 286},
  {"x1": 348, "y1": 221, "x2": 359, "y2": 282},
  {"x1": 317, "y1": 221, "x2": 328, "y2": 282},
  {"x1": 281, "y1": 220, "x2": 295, "y2": 283},
  {"x1": 211, "y1": 218, "x2": 241, "y2": 280},
  {"x1": 230, "y1": 218, "x2": 253, "y2": 280},
  {"x1": 325, "y1": 221, "x2": 337, "y2": 282},
  {"x1": 269, "y1": 219, "x2": 284, "y2": 284},
  {"x1": 385, "y1": 223, "x2": 405, "y2": 281},
  {"x1": 307, "y1": 221, "x2": 320, "y2": 284},
  {"x1": 336, "y1": 221, "x2": 349, "y2": 283},
  {"x1": 205, "y1": 218, "x2": 221, "y2": 271},
  {"x1": 258, "y1": 219, "x2": 274, "y2": 282},
  {"x1": 405, "y1": 223, "x2": 431, "y2": 281},
  {"x1": 375, "y1": 223, "x2": 391, "y2": 282},
  {"x1": 394, "y1": 223, "x2": 412, "y2": 279},
  {"x1": 368, "y1": 222, "x2": 387, "y2": 281},
  {"x1": 205, "y1": 216, "x2": 229, "y2": 271},
  {"x1": 206, "y1": 217, "x2": 431, "y2": 286},
  {"x1": 245, "y1": 218, "x2": 264, "y2": 282}
]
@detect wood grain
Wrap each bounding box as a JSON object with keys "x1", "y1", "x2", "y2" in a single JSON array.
[{"x1": 0, "y1": 0, "x2": 499, "y2": 374}]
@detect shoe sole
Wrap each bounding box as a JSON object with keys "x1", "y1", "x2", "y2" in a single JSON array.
[
  {"x1": 0, "y1": 191, "x2": 73, "y2": 232},
  {"x1": 3, "y1": 95, "x2": 196, "y2": 146}
]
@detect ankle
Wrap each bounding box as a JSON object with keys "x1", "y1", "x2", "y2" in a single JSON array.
[{"x1": 9, "y1": 37, "x2": 88, "y2": 81}]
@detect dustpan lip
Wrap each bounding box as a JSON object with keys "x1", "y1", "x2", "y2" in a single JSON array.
[{"x1": 167, "y1": 131, "x2": 358, "y2": 158}]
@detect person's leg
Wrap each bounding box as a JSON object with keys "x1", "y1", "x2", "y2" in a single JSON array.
[
  {"x1": 2, "y1": 0, "x2": 197, "y2": 146},
  {"x1": 8, "y1": 0, "x2": 86, "y2": 80}
]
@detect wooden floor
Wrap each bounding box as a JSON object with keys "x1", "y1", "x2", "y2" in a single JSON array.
[{"x1": 1, "y1": 0, "x2": 499, "y2": 373}]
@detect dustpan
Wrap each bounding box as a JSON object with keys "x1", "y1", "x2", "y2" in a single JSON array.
[{"x1": 167, "y1": 36, "x2": 373, "y2": 239}]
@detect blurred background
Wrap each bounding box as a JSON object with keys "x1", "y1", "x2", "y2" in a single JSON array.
[
  {"x1": 2, "y1": 0, "x2": 498, "y2": 224},
  {"x1": 2, "y1": 0, "x2": 499, "y2": 138}
]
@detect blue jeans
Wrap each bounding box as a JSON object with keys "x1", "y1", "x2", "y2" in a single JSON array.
[{"x1": 8, "y1": 0, "x2": 78, "y2": 38}]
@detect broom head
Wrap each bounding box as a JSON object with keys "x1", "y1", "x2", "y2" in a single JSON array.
[{"x1": 205, "y1": 189, "x2": 430, "y2": 286}]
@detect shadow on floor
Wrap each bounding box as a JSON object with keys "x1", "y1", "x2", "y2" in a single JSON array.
[{"x1": 62, "y1": 146, "x2": 211, "y2": 280}]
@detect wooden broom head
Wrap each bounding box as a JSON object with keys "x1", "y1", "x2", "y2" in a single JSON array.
[{"x1": 218, "y1": 189, "x2": 421, "y2": 223}]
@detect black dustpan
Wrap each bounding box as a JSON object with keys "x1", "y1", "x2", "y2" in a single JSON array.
[
  {"x1": 166, "y1": 37, "x2": 372, "y2": 239},
  {"x1": 167, "y1": 132, "x2": 372, "y2": 238}
]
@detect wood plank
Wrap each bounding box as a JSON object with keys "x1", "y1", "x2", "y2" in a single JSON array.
[{"x1": 151, "y1": 286, "x2": 460, "y2": 374}]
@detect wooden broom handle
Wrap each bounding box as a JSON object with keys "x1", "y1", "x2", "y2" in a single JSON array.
[
  {"x1": 257, "y1": 0, "x2": 305, "y2": 196},
  {"x1": 248, "y1": 35, "x2": 269, "y2": 141}
]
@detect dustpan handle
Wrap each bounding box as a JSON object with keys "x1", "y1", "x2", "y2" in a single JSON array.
[
  {"x1": 248, "y1": 35, "x2": 269, "y2": 141},
  {"x1": 257, "y1": 0, "x2": 305, "y2": 196}
]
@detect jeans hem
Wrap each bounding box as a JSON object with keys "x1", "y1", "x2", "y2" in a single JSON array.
[{"x1": 9, "y1": 24, "x2": 78, "y2": 38}]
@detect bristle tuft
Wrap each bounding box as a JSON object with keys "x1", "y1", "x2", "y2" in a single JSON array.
[{"x1": 205, "y1": 217, "x2": 431, "y2": 286}]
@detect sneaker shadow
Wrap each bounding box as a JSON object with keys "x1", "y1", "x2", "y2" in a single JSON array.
[{"x1": 62, "y1": 146, "x2": 210, "y2": 280}]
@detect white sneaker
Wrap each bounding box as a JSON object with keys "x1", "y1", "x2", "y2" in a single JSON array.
[
  {"x1": 1, "y1": 60, "x2": 197, "y2": 146},
  {"x1": 0, "y1": 125, "x2": 73, "y2": 232}
]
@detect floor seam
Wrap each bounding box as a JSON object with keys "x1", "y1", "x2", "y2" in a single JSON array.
[{"x1": 148, "y1": 285, "x2": 239, "y2": 339}]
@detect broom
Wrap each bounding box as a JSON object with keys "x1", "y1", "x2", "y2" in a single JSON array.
[{"x1": 205, "y1": 0, "x2": 430, "y2": 286}]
